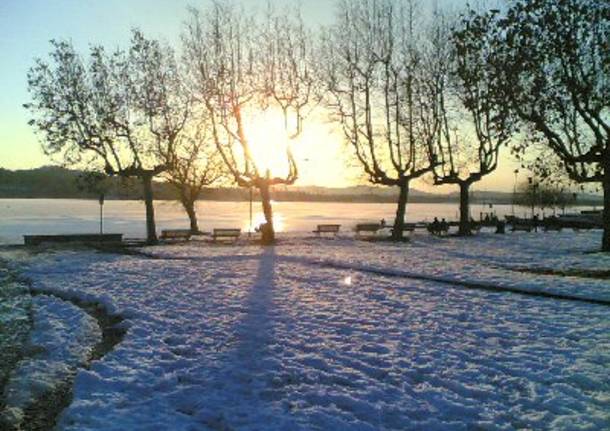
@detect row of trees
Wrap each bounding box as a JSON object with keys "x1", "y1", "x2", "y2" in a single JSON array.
[
  {"x1": 323, "y1": 0, "x2": 512, "y2": 238},
  {"x1": 25, "y1": 0, "x2": 609, "y2": 250}
]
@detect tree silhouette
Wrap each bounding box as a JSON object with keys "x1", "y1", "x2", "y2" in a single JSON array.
[
  {"x1": 25, "y1": 30, "x2": 190, "y2": 243},
  {"x1": 425, "y1": 10, "x2": 513, "y2": 235},
  {"x1": 183, "y1": 3, "x2": 315, "y2": 244},
  {"x1": 165, "y1": 124, "x2": 224, "y2": 233},
  {"x1": 323, "y1": 0, "x2": 439, "y2": 240},
  {"x1": 458, "y1": 0, "x2": 609, "y2": 250}
]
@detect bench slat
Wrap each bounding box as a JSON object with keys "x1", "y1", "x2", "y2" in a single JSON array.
[
  {"x1": 313, "y1": 224, "x2": 341, "y2": 236},
  {"x1": 212, "y1": 228, "x2": 241, "y2": 241},
  {"x1": 160, "y1": 229, "x2": 192, "y2": 240},
  {"x1": 24, "y1": 234, "x2": 123, "y2": 246},
  {"x1": 355, "y1": 223, "x2": 381, "y2": 232}
]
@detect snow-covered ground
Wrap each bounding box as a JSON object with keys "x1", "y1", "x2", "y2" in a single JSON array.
[
  {"x1": 148, "y1": 230, "x2": 610, "y2": 303},
  {"x1": 5, "y1": 231, "x2": 610, "y2": 430},
  {"x1": 0, "y1": 266, "x2": 32, "y2": 394},
  {"x1": 1, "y1": 293, "x2": 101, "y2": 427}
]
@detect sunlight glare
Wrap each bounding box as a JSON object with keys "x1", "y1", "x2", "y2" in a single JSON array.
[
  {"x1": 245, "y1": 110, "x2": 294, "y2": 177},
  {"x1": 244, "y1": 210, "x2": 285, "y2": 233}
]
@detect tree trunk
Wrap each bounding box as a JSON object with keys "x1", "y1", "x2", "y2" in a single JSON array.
[
  {"x1": 259, "y1": 181, "x2": 275, "y2": 244},
  {"x1": 458, "y1": 181, "x2": 471, "y2": 236},
  {"x1": 142, "y1": 174, "x2": 157, "y2": 244},
  {"x1": 391, "y1": 181, "x2": 409, "y2": 241},
  {"x1": 602, "y1": 166, "x2": 610, "y2": 252},
  {"x1": 182, "y1": 198, "x2": 199, "y2": 234}
]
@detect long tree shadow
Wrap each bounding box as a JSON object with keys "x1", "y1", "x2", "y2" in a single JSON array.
[
  {"x1": 198, "y1": 245, "x2": 298, "y2": 428},
  {"x1": 230, "y1": 245, "x2": 278, "y2": 363}
]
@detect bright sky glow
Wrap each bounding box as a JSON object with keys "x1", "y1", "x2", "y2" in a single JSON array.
[{"x1": 0, "y1": 0, "x2": 520, "y2": 191}]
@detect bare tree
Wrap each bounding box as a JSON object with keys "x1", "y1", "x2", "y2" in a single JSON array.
[
  {"x1": 514, "y1": 179, "x2": 574, "y2": 214},
  {"x1": 25, "y1": 30, "x2": 190, "y2": 243},
  {"x1": 423, "y1": 10, "x2": 513, "y2": 235},
  {"x1": 457, "y1": 0, "x2": 609, "y2": 250},
  {"x1": 182, "y1": 3, "x2": 314, "y2": 244},
  {"x1": 165, "y1": 124, "x2": 224, "y2": 233},
  {"x1": 323, "y1": 0, "x2": 439, "y2": 240}
]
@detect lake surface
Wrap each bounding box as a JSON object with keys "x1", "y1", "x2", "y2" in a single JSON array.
[{"x1": 0, "y1": 199, "x2": 596, "y2": 244}]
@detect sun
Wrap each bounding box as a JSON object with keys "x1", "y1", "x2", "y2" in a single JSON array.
[
  {"x1": 244, "y1": 109, "x2": 294, "y2": 177},
  {"x1": 239, "y1": 107, "x2": 351, "y2": 188}
]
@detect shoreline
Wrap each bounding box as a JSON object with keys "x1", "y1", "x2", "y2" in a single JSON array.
[{"x1": 0, "y1": 197, "x2": 604, "y2": 207}]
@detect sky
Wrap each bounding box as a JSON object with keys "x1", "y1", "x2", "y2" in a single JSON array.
[{"x1": 0, "y1": 0, "x2": 520, "y2": 192}]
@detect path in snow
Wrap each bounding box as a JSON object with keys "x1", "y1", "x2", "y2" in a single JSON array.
[
  {"x1": 0, "y1": 264, "x2": 32, "y2": 417},
  {"x1": 0, "y1": 250, "x2": 128, "y2": 430},
  {"x1": 1, "y1": 294, "x2": 101, "y2": 429}
]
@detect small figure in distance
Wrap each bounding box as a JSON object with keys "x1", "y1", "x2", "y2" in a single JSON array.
[
  {"x1": 440, "y1": 218, "x2": 449, "y2": 232},
  {"x1": 380, "y1": 218, "x2": 386, "y2": 228},
  {"x1": 428, "y1": 217, "x2": 441, "y2": 235}
]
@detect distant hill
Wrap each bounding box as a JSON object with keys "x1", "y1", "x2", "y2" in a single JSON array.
[{"x1": 0, "y1": 166, "x2": 603, "y2": 205}]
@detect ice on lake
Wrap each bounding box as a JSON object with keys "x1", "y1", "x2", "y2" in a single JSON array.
[{"x1": 0, "y1": 198, "x2": 598, "y2": 245}]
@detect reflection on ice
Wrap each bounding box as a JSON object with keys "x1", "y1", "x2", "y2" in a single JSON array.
[{"x1": 243, "y1": 211, "x2": 285, "y2": 233}]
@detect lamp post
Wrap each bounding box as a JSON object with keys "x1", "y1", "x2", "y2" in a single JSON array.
[
  {"x1": 512, "y1": 169, "x2": 519, "y2": 216},
  {"x1": 249, "y1": 186, "x2": 253, "y2": 238},
  {"x1": 533, "y1": 183, "x2": 539, "y2": 220},
  {"x1": 528, "y1": 177, "x2": 535, "y2": 219},
  {"x1": 98, "y1": 193, "x2": 105, "y2": 235},
  {"x1": 572, "y1": 192, "x2": 578, "y2": 209}
]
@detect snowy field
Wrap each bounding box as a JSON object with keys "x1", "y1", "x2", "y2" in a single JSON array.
[{"x1": 2, "y1": 230, "x2": 610, "y2": 430}]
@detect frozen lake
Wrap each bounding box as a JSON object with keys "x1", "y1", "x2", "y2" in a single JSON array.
[{"x1": 0, "y1": 199, "x2": 595, "y2": 244}]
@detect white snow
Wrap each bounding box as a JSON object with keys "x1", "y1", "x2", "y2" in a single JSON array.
[
  {"x1": 149, "y1": 230, "x2": 610, "y2": 303},
  {"x1": 7, "y1": 231, "x2": 610, "y2": 430},
  {"x1": 1, "y1": 294, "x2": 101, "y2": 426}
]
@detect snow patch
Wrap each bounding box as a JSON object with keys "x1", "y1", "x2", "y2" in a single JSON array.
[{"x1": 1, "y1": 294, "x2": 101, "y2": 426}]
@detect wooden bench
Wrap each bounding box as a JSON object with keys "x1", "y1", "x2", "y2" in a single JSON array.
[
  {"x1": 312, "y1": 224, "x2": 341, "y2": 237},
  {"x1": 404, "y1": 222, "x2": 428, "y2": 230},
  {"x1": 447, "y1": 222, "x2": 482, "y2": 233},
  {"x1": 24, "y1": 234, "x2": 123, "y2": 246},
  {"x1": 511, "y1": 222, "x2": 533, "y2": 232},
  {"x1": 212, "y1": 228, "x2": 241, "y2": 242},
  {"x1": 390, "y1": 225, "x2": 415, "y2": 238},
  {"x1": 543, "y1": 223, "x2": 562, "y2": 232},
  {"x1": 160, "y1": 229, "x2": 192, "y2": 241},
  {"x1": 427, "y1": 224, "x2": 449, "y2": 236},
  {"x1": 470, "y1": 222, "x2": 482, "y2": 233},
  {"x1": 355, "y1": 223, "x2": 382, "y2": 237}
]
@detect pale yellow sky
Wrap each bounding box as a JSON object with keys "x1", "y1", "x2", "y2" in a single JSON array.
[
  {"x1": 288, "y1": 115, "x2": 522, "y2": 193},
  {"x1": 1, "y1": 97, "x2": 522, "y2": 193},
  {"x1": 0, "y1": 0, "x2": 521, "y2": 193}
]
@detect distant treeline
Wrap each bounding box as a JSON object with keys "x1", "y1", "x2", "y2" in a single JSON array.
[{"x1": 0, "y1": 167, "x2": 603, "y2": 205}]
